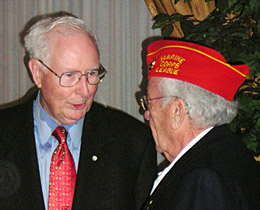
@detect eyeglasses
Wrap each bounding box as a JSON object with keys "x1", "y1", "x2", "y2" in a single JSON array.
[
  {"x1": 140, "y1": 95, "x2": 174, "y2": 111},
  {"x1": 140, "y1": 95, "x2": 190, "y2": 113},
  {"x1": 38, "y1": 60, "x2": 107, "y2": 87}
]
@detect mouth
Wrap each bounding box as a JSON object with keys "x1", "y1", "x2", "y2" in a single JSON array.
[{"x1": 72, "y1": 102, "x2": 86, "y2": 110}]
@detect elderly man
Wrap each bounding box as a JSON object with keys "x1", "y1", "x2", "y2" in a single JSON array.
[
  {"x1": 140, "y1": 40, "x2": 260, "y2": 210},
  {"x1": 0, "y1": 13, "x2": 157, "y2": 210}
]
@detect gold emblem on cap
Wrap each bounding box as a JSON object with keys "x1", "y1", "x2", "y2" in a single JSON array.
[{"x1": 148, "y1": 57, "x2": 156, "y2": 73}]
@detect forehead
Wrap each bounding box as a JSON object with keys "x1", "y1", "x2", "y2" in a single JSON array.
[
  {"x1": 147, "y1": 77, "x2": 161, "y2": 97},
  {"x1": 47, "y1": 30, "x2": 99, "y2": 67}
]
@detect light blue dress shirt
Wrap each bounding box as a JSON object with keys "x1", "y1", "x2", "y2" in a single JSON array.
[{"x1": 33, "y1": 92, "x2": 83, "y2": 210}]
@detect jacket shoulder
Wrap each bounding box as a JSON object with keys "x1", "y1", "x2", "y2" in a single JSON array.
[
  {"x1": 90, "y1": 102, "x2": 149, "y2": 130},
  {"x1": 0, "y1": 99, "x2": 34, "y2": 158},
  {"x1": 88, "y1": 102, "x2": 154, "y2": 152},
  {"x1": 0, "y1": 99, "x2": 33, "y2": 127}
]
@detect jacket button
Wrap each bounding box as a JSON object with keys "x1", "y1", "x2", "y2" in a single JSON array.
[{"x1": 92, "y1": 155, "x2": 98, "y2": 161}]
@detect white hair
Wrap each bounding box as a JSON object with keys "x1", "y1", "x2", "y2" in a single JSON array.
[
  {"x1": 23, "y1": 15, "x2": 99, "y2": 62},
  {"x1": 158, "y1": 78, "x2": 238, "y2": 129}
]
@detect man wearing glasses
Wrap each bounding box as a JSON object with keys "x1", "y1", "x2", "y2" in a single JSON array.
[
  {"x1": 0, "y1": 13, "x2": 157, "y2": 210},
  {"x1": 140, "y1": 40, "x2": 260, "y2": 209}
]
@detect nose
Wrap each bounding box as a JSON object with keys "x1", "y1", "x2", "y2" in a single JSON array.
[
  {"x1": 75, "y1": 76, "x2": 91, "y2": 97},
  {"x1": 144, "y1": 110, "x2": 150, "y2": 121}
]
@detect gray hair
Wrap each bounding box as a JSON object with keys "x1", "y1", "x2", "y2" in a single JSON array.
[
  {"x1": 158, "y1": 78, "x2": 238, "y2": 129},
  {"x1": 23, "y1": 15, "x2": 99, "y2": 62}
]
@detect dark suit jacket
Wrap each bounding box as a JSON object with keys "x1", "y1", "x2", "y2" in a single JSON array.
[
  {"x1": 0, "y1": 95, "x2": 157, "y2": 210},
  {"x1": 142, "y1": 125, "x2": 260, "y2": 210}
]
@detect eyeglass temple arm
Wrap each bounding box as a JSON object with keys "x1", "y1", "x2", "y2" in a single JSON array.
[{"x1": 38, "y1": 60, "x2": 61, "y2": 78}]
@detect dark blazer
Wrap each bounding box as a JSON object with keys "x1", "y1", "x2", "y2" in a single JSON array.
[
  {"x1": 0, "y1": 95, "x2": 157, "y2": 210},
  {"x1": 142, "y1": 125, "x2": 260, "y2": 210}
]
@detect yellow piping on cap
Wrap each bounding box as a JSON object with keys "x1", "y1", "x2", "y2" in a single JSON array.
[{"x1": 147, "y1": 45, "x2": 247, "y2": 77}]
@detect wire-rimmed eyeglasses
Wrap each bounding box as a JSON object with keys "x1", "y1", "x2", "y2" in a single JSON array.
[
  {"x1": 140, "y1": 95, "x2": 173, "y2": 111},
  {"x1": 140, "y1": 95, "x2": 190, "y2": 113},
  {"x1": 38, "y1": 59, "x2": 107, "y2": 87}
]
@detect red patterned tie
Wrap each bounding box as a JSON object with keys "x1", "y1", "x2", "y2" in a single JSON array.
[{"x1": 48, "y1": 126, "x2": 76, "y2": 210}]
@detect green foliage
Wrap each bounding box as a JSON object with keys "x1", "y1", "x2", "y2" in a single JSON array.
[
  {"x1": 230, "y1": 76, "x2": 260, "y2": 156},
  {"x1": 152, "y1": 0, "x2": 260, "y2": 158}
]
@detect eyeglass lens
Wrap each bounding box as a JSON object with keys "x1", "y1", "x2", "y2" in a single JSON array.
[{"x1": 60, "y1": 70, "x2": 101, "y2": 86}]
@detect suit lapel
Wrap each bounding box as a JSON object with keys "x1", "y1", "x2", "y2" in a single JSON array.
[{"x1": 72, "y1": 102, "x2": 116, "y2": 209}]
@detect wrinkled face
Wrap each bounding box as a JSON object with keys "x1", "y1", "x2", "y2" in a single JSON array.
[
  {"x1": 34, "y1": 30, "x2": 99, "y2": 125},
  {"x1": 144, "y1": 77, "x2": 173, "y2": 160}
]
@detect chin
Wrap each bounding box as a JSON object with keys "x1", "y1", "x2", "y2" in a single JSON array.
[
  {"x1": 155, "y1": 145, "x2": 163, "y2": 153},
  {"x1": 70, "y1": 114, "x2": 85, "y2": 122},
  {"x1": 60, "y1": 114, "x2": 84, "y2": 125},
  {"x1": 61, "y1": 118, "x2": 81, "y2": 125}
]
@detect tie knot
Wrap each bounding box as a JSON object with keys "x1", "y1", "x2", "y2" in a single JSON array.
[{"x1": 52, "y1": 126, "x2": 67, "y2": 144}]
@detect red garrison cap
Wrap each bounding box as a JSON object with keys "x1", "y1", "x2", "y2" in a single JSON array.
[{"x1": 147, "y1": 40, "x2": 250, "y2": 101}]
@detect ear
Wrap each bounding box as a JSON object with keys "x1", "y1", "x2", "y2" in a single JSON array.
[
  {"x1": 170, "y1": 98, "x2": 187, "y2": 130},
  {"x1": 28, "y1": 59, "x2": 43, "y2": 88}
]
